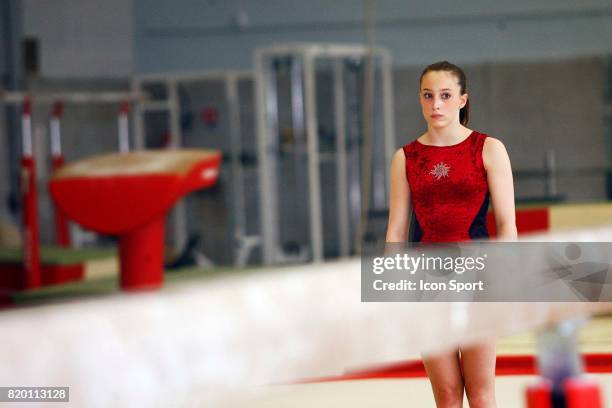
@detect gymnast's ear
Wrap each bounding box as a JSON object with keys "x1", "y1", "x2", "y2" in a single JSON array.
[{"x1": 460, "y1": 92, "x2": 468, "y2": 109}]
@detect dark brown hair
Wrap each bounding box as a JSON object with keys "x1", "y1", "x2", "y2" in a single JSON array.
[{"x1": 419, "y1": 61, "x2": 469, "y2": 126}]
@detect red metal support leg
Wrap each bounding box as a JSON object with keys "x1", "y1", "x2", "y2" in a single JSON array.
[
  {"x1": 564, "y1": 378, "x2": 602, "y2": 408},
  {"x1": 119, "y1": 217, "x2": 165, "y2": 290},
  {"x1": 526, "y1": 380, "x2": 552, "y2": 408}
]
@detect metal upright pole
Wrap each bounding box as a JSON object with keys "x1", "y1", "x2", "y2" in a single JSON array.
[
  {"x1": 167, "y1": 79, "x2": 182, "y2": 149},
  {"x1": 227, "y1": 74, "x2": 246, "y2": 265},
  {"x1": 346, "y1": 63, "x2": 362, "y2": 248},
  {"x1": 545, "y1": 149, "x2": 557, "y2": 198},
  {"x1": 131, "y1": 78, "x2": 146, "y2": 150},
  {"x1": 50, "y1": 101, "x2": 70, "y2": 247},
  {"x1": 334, "y1": 59, "x2": 350, "y2": 258},
  {"x1": 167, "y1": 79, "x2": 187, "y2": 250},
  {"x1": 49, "y1": 102, "x2": 63, "y2": 160},
  {"x1": 118, "y1": 101, "x2": 130, "y2": 153},
  {"x1": 255, "y1": 51, "x2": 281, "y2": 265},
  {"x1": 381, "y1": 50, "x2": 396, "y2": 206},
  {"x1": 290, "y1": 55, "x2": 308, "y2": 251},
  {"x1": 303, "y1": 52, "x2": 324, "y2": 263},
  {"x1": 371, "y1": 56, "x2": 386, "y2": 211}
]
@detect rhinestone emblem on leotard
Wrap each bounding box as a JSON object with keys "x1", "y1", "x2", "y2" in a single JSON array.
[{"x1": 429, "y1": 162, "x2": 450, "y2": 180}]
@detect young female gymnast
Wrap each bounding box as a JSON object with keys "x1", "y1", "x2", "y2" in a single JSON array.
[{"x1": 385, "y1": 61, "x2": 517, "y2": 407}]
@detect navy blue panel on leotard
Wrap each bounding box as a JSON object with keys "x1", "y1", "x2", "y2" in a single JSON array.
[
  {"x1": 409, "y1": 212, "x2": 423, "y2": 243},
  {"x1": 468, "y1": 193, "x2": 490, "y2": 240},
  {"x1": 408, "y1": 193, "x2": 489, "y2": 243}
]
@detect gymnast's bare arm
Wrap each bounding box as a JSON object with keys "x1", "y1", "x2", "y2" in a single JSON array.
[
  {"x1": 483, "y1": 137, "x2": 517, "y2": 241},
  {"x1": 385, "y1": 148, "x2": 412, "y2": 243}
]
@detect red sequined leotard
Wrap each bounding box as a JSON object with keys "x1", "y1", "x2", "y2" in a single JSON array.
[{"x1": 403, "y1": 130, "x2": 489, "y2": 243}]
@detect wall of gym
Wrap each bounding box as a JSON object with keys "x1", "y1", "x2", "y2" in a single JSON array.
[{"x1": 2, "y1": 0, "x2": 611, "y2": 264}]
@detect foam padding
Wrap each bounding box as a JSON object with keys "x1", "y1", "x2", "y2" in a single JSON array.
[
  {"x1": 549, "y1": 203, "x2": 612, "y2": 231},
  {"x1": 487, "y1": 207, "x2": 550, "y2": 237}
]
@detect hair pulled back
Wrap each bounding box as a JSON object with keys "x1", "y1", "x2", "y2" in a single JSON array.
[{"x1": 420, "y1": 61, "x2": 469, "y2": 125}]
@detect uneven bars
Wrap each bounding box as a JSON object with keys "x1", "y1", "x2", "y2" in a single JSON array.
[{"x1": 0, "y1": 91, "x2": 147, "y2": 104}]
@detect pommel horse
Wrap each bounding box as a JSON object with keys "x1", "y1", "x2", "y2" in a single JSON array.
[{"x1": 49, "y1": 149, "x2": 222, "y2": 290}]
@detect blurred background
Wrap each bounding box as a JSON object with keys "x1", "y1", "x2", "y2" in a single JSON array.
[
  {"x1": 1, "y1": 2, "x2": 612, "y2": 406},
  {"x1": 1, "y1": 0, "x2": 611, "y2": 268}
]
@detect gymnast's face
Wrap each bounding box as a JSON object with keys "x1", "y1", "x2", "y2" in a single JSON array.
[{"x1": 419, "y1": 70, "x2": 468, "y2": 129}]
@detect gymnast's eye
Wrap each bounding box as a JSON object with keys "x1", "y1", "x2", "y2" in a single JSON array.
[
  {"x1": 422, "y1": 92, "x2": 432, "y2": 99},
  {"x1": 441, "y1": 92, "x2": 451, "y2": 99}
]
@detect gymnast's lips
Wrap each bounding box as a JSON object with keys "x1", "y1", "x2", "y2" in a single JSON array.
[{"x1": 430, "y1": 114, "x2": 444, "y2": 119}]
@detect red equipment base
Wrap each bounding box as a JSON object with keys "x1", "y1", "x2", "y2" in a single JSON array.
[
  {"x1": 564, "y1": 378, "x2": 602, "y2": 408},
  {"x1": 49, "y1": 150, "x2": 222, "y2": 292},
  {"x1": 526, "y1": 380, "x2": 553, "y2": 408},
  {"x1": 119, "y1": 217, "x2": 164, "y2": 290},
  {"x1": 526, "y1": 378, "x2": 602, "y2": 408}
]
